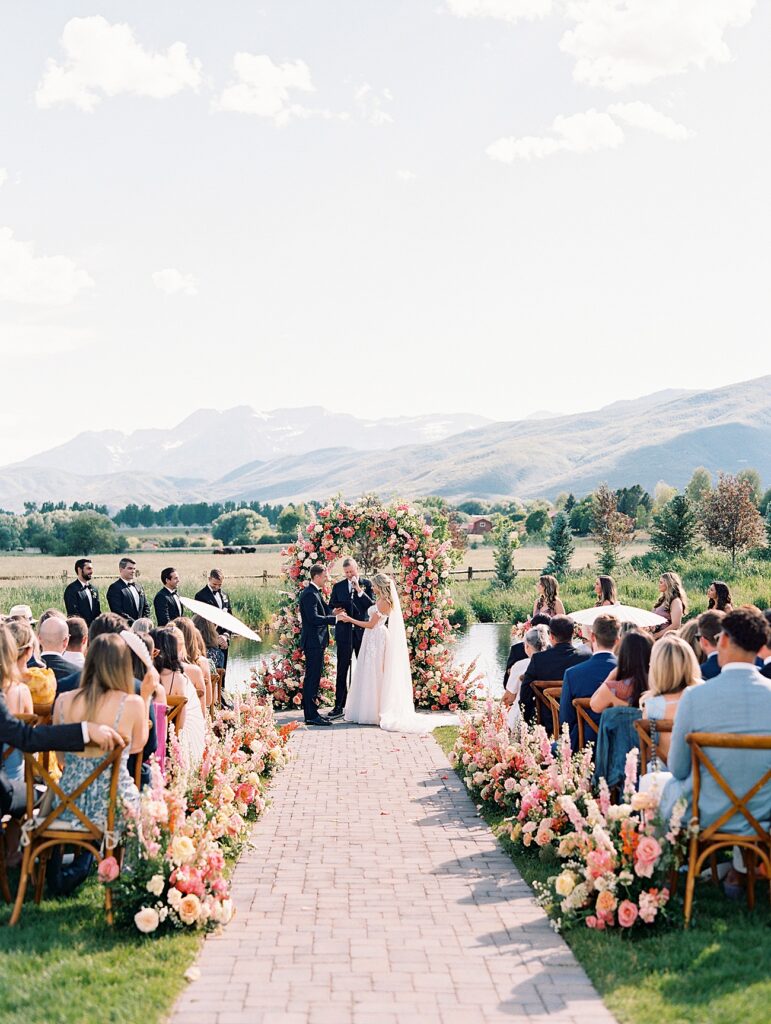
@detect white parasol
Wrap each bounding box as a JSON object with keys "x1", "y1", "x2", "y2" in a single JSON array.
[
  {"x1": 569, "y1": 605, "x2": 667, "y2": 628},
  {"x1": 179, "y1": 596, "x2": 262, "y2": 642}
]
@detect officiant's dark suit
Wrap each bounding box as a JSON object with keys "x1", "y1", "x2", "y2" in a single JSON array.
[
  {"x1": 106, "y1": 579, "x2": 151, "y2": 625},
  {"x1": 63, "y1": 580, "x2": 101, "y2": 626},
  {"x1": 299, "y1": 581, "x2": 338, "y2": 724},
  {"x1": 329, "y1": 576, "x2": 374, "y2": 712}
]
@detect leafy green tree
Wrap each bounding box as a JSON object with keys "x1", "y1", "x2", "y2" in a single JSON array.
[
  {"x1": 592, "y1": 483, "x2": 634, "y2": 574},
  {"x1": 685, "y1": 467, "x2": 712, "y2": 506},
  {"x1": 653, "y1": 481, "x2": 677, "y2": 512},
  {"x1": 569, "y1": 496, "x2": 594, "y2": 536},
  {"x1": 650, "y1": 495, "x2": 700, "y2": 558},
  {"x1": 543, "y1": 513, "x2": 574, "y2": 579},
  {"x1": 737, "y1": 468, "x2": 762, "y2": 507},
  {"x1": 277, "y1": 503, "x2": 305, "y2": 536},
  {"x1": 457, "y1": 500, "x2": 487, "y2": 516},
  {"x1": 492, "y1": 517, "x2": 519, "y2": 589},
  {"x1": 60, "y1": 512, "x2": 120, "y2": 555},
  {"x1": 760, "y1": 488, "x2": 771, "y2": 518},
  {"x1": 114, "y1": 503, "x2": 140, "y2": 527},
  {"x1": 211, "y1": 509, "x2": 270, "y2": 546},
  {"x1": 701, "y1": 473, "x2": 766, "y2": 564},
  {"x1": 525, "y1": 509, "x2": 549, "y2": 538},
  {"x1": 137, "y1": 505, "x2": 155, "y2": 528},
  {"x1": 564, "y1": 493, "x2": 576, "y2": 514},
  {"x1": 0, "y1": 514, "x2": 23, "y2": 550}
]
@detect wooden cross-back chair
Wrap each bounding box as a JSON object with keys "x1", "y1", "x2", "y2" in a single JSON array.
[
  {"x1": 531, "y1": 681, "x2": 562, "y2": 733},
  {"x1": 214, "y1": 668, "x2": 225, "y2": 708},
  {"x1": 573, "y1": 698, "x2": 599, "y2": 750},
  {"x1": 165, "y1": 695, "x2": 187, "y2": 732},
  {"x1": 684, "y1": 732, "x2": 771, "y2": 927},
  {"x1": 0, "y1": 713, "x2": 39, "y2": 903},
  {"x1": 32, "y1": 701, "x2": 53, "y2": 725},
  {"x1": 543, "y1": 688, "x2": 563, "y2": 738},
  {"x1": 9, "y1": 745, "x2": 124, "y2": 926},
  {"x1": 634, "y1": 718, "x2": 674, "y2": 774}
]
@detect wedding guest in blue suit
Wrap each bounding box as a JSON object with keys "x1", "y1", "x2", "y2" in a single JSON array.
[
  {"x1": 661, "y1": 607, "x2": 771, "y2": 840},
  {"x1": 560, "y1": 614, "x2": 620, "y2": 749},
  {"x1": 697, "y1": 610, "x2": 725, "y2": 679}
]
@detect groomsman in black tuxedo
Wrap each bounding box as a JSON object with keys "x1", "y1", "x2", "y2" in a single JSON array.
[
  {"x1": 154, "y1": 567, "x2": 184, "y2": 626},
  {"x1": 194, "y1": 568, "x2": 232, "y2": 665},
  {"x1": 298, "y1": 564, "x2": 340, "y2": 726},
  {"x1": 63, "y1": 558, "x2": 101, "y2": 626},
  {"x1": 106, "y1": 558, "x2": 151, "y2": 625},
  {"x1": 327, "y1": 557, "x2": 374, "y2": 720}
]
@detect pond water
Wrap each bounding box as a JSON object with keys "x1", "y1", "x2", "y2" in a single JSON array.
[{"x1": 224, "y1": 622, "x2": 512, "y2": 698}]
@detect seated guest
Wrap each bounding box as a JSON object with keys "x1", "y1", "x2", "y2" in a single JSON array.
[
  {"x1": 8, "y1": 605, "x2": 45, "y2": 668},
  {"x1": 62, "y1": 616, "x2": 88, "y2": 669},
  {"x1": 652, "y1": 571, "x2": 687, "y2": 638},
  {"x1": 193, "y1": 614, "x2": 225, "y2": 671},
  {"x1": 7, "y1": 620, "x2": 56, "y2": 708},
  {"x1": 519, "y1": 615, "x2": 589, "y2": 724},
  {"x1": 131, "y1": 618, "x2": 154, "y2": 635},
  {"x1": 38, "y1": 616, "x2": 73, "y2": 685},
  {"x1": 594, "y1": 575, "x2": 618, "y2": 606},
  {"x1": 154, "y1": 628, "x2": 206, "y2": 764},
  {"x1": 533, "y1": 575, "x2": 566, "y2": 619},
  {"x1": 679, "y1": 619, "x2": 705, "y2": 667},
  {"x1": 502, "y1": 613, "x2": 551, "y2": 689},
  {"x1": 1, "y1": 637, "x2": 33, "y2": 786},
  {"x1": 0, "y1": 623, "x2": 124, "y2": 820},
  {"x1": 63, "y1": 558, "x2": 101, "y2": 626},
  {"x1": 660, "y1": 607, "x2": 771, "y2": 837},
  {"x1": 503, "y1": 625, "x2": 550, "y2": 730},
  {"x1": 172, "y1": 617, "x2": 211, "y2": 712},
  {"x1": 697, "y1": 610, "x2": 725, "y2": 679},
  {"x1": 640, "y1": 635, "x2": 701, "y2": 761},
  {"x1": 560, "y1": 614, "x2": 620, "y2": 749},
  {"x1": 590, "y1": 628, "x2": 653, "y2": 712},
  {"x1": 707, "y1": 580, "x2": 733, "y2": 613},
  {"x1": 106, "y1": 557, "x2": 151, "y2": 625},
  {"x1": 154, "y1": 568, "x2": 183, "y2": 626}
]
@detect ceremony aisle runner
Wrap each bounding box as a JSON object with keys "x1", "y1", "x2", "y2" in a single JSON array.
[{"x1": 172, "y1": 720, "x2": 616, "y2": 1024}]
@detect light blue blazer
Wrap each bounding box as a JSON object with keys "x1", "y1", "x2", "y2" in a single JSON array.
[{"x1": 660, "y1": 665, "x2": 771, "y2": 834}]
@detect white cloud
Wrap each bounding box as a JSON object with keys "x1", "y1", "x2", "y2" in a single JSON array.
[
  {"x1": 560, "y1": 0, "x2": 755, "y2": 90},
  {"x1": 445, "y1": 0, "x2": 552, "y2": 22},
  {"x1": 216, "y1": 53, "x2": 318, "y2": 125},
  {"x1": 608, "y1": 101, "x2": 694, "y2": 140},
  {"x1": 487, "y1": 108, "x2": 623, "y2": 161},
  {"x1": 0, "y1": 227, "x2": 94, "y2": 305},
  {"x1": 152, "y1": 268, "x2": 198, "y2": 296},
  {"x1": 396, "y1": 169, "x2": 417, "y2": 181},
  {"x1": 355, "y1": 83, "x2": 393, "y2": 126},
  {"x1": 0, "y1": 324, "x2": 92, "y2": 356},
  {"x1": 35, "y1": 16, "x2": 202, "y2": 111}
]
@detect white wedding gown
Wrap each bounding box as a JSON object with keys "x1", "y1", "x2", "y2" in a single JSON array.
[{"x1": 344, "y1": 588, "x2": 433, "y2": 735}]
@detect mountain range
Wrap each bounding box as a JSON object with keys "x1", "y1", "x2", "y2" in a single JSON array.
[{"x1": 1, "y1": 377, "x2": 769, "y2": 511}]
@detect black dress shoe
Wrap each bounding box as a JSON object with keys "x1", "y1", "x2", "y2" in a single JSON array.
[
  {"x1": 305, "y1": 716, "x2": 332, "y2": 727},
  {"x1": 327, "y1": 707, "x2": 344, "y2": 720}
]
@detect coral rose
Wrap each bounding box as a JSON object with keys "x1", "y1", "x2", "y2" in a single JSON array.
[
  {"x1": 97, "y1": 856, "x2": 119, "y2": 883},
  {"x1": 634, "y1": 835, "x2": 662, "y2": 878},
  {"x1": 617, "y1": 899, "x2": 639, "y2": 928},
  {"x1": 595, "y1": 889, "x2": 617, "y2": 915}
]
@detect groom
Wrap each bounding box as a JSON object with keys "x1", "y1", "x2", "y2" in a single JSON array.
[
  {"x1": 328, "y1": 557, "x2": 374, "y2": 720},
  {"x1": 299, "y1": 564, "x2": 342, "y2": 726}
]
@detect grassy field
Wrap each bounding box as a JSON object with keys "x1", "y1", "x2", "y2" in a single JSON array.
[{"x1": 433, "y1": 727, "x2": 771, "y2": 1024}]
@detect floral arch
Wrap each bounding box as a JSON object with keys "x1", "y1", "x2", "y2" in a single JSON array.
[{"x1": 253, "y1": 497, "x2": 478, "y2": 712}]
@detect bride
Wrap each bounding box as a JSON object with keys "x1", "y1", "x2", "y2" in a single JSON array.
[{"x1": 341, "y1": 573, "x2": 432, "y2": 734}]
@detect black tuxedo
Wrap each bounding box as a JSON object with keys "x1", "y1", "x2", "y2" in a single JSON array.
[
  {"x1": 329, "y1": 577, "x2": 374, "y2": 710},
  {"x1": 154, "y1": 588, "x2": 184, "y2": 627},
  {"x1": 41, "y1": 652, "x2": 76, "y2": 685},
  {"x1": 0, "y1": 694, "x2": 84, "y2": 814},
  {"x1": 299, "y1": 584, "x2": 337, "y2": 721},
  {"x1": 761, "y1": 661, "x2": 771, "y2": 680},
  {"x1": 519, "y1": 643, "x2": 590, "y2": 724},
  {"x1": 106, "y1": 579, "x2": 151, "y2": 625},
  {"x1": 63, "y1": 580, "x2": 101, "y2": 626}
]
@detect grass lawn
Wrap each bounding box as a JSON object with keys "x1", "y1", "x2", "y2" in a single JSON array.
[
  {"x1": 433, "y1": 726, "x2": 771, "y2": 1024},
  {"x1": 0, "y1": 877, "x2": 199, "y2": 1024}
]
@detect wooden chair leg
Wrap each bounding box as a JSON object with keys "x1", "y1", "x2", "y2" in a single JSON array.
[
  {"x1": 709, "y1": 853, "x2": 719, "y2": 884},
  {"x1": 9, "y1": 845, "x2": 33, "y2": 926},
  {"x1": 684, "y1": 839, "x2": 699, "y2": 928},
  {"x1": 104, "y1": 881, "x2": 114, "y2": 926},
  {"x1": 0, "y1": 833, "x2": 11, "y2": 903},
  {"x1": 746, "y1": 850, "x2": 756, "y2": 911},
  {"x1": 34, "y1": 848, "x2": 49, "y2": 904}
]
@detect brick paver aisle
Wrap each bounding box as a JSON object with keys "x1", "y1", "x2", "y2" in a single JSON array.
[{"x1": 172, "y1": 721, "x2": 616, "y2": 1024}]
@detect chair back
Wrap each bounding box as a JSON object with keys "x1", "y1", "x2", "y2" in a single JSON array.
[
  {"x1": 543, "y1": 688, "x2": 562, "y2": 738},
  {"x1": 214, "y1": 668, "x2": 225, "y2": 707},
  {"x1": 531, "y1": 680, "x2": 562, "y2": 728},
  {"x1": 166, "y1": 694, "x2": 187, "y2": 729},
  {"x1": 32, "y1": 701, "x2": 53, "y2": 725},
  {"x1": 1, "y1": 713, "x2": 38, "y2": 765},
  {"x1": 635, "y1": 718, "x2": 673, "y2": 774},
  {"x1": 573, "y1": 697, "x2": 598, "y2": 750},
  {"x1": 687, "y1": 732, "x2": 771, "y2": 842}
]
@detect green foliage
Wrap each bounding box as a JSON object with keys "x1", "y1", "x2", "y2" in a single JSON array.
[
  {"x1": 737, "y1": 467, "x2": 763, "y2": 506},
  {"x1": 701, "y1": 473, "x2": 766, "y2": 565},
  {"x1": 568, "y1": 496, "x2": 594, "y2": 535},
  {"x1": 685, "y1": 466, "x2": 713, "y2": 505},
  {"x1": 492, "y1": 517, "x2": 519, "y2": 589},
  {"x1": 0, "y1": 513, "x2": 23, "y2": 550},
  {"x1": 650, "y1": 494, "x2": 700, "y2": 558},
  {"x1": 525, "y1": 508, "x2": 550, "y2": 537},
  {"x1": 543, "y1": 512, "x2": 575, "y2": 579},
  {"x1": 592, "y1": 483, "x2": 634, "y2": 574},
  {"x1": 276, "y1": 503, "x2": 305, "y2": 535},
  {"x1": 211, "y1": 509, "x2": 270, "y2": 546},
  {"x1": 760, "y1": 488, "x2": 771, "y2": 518},
  {"x1": 59, "y1": 511, "x2": 120, "y2": 555}
]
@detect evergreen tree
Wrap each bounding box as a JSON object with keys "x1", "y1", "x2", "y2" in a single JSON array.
[
  {"x1": 650, "y1": 495, "x2": 699, "y2": 558},
  {"x1": 543, "y1": 512, "x2": 574, "y2": 579},
  {"x1": 564, "y1": 493, "x2": 576, "y2": 514},
  {"x1": 492, "y1": 517, "x2": 519, "y2": 589}
]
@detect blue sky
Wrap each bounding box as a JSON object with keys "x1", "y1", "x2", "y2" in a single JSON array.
[{"x1": 1, "y1": 1, "x2": 769, "y2": 462}]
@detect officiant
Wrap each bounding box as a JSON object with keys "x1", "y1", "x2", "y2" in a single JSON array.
[{"x1": 328, "y1": 558, "x2": 374, "y2": 720}]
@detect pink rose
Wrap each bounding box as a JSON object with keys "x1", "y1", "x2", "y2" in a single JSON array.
[
  {"x1": 617, "y1": 899, "x2": 639, "y2": 928},
  {"x1": 98, "y1": 856, "x2": 120, "y2": 883},
  {"x1": 586, "y1": 915, "x2": 598, "y2": 929},
  {"x1": 634, "y1": 835, "x2": 662, "y2": 878}
]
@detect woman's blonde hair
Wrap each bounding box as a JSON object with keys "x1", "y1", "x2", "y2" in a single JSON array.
[
  {"x1": 648, "y1": 635, "x2": 701, "y2": 696},
  {"x1": 371, "y1": 573, "x2": 394, "y2": 604},
  {"x1": 74, "y1": 633, "x2": 134, "y2": 719},
  {"x1": 537, "y1": 575, "x2": 560, "y2": 612},
  {"x1": 0, "y1": 623, "x2": 19, "y2": 692},
  {"x1": 6, "y1": 619, "x2": 33, "y2": 659},
  {"x1": 173, "y1": 617, "x2": 205, "y2": 661},
  {"x1": 678, "y1": 619, "x2": 705, "y2": 665},
  {"x1": 658, "y1": 571, "x2": 688, "y2": 615}
]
